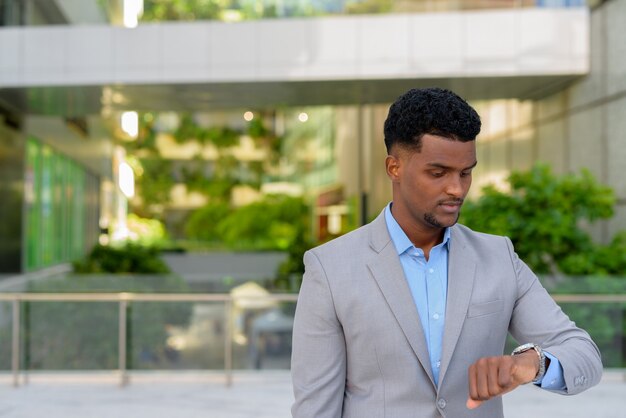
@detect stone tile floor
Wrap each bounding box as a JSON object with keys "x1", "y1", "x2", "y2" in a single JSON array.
[{"x1": 0, "y1": 370, "x2": 624, "y2": 417}]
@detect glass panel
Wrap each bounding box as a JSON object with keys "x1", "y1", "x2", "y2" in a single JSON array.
[
  {"x1": 25, "y1": 139, "x2": 41, "y2": 271},
  {"x1": 128, "y1": 301, "x2": 224, "y2": 370},
  {"x1": 559, "y1": 302, "x2": 625, "y2": 368},
  {"x1": 24, "y1": 301, "x2": 119, "y2": 370},
  {"x1": 232, "y1": 302, "x2": 295, "y2": 370},
  {"x1": 0, "y1": 301, "x2": 12, "y2": 370}
]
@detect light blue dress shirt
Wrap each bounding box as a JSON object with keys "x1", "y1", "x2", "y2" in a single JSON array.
[{"x1": 384, "y1": 204, "x2": 566, "y2": 390}]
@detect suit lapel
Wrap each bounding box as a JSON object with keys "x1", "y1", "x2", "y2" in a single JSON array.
[
  {"x1": 438, "y1": 226, "x2": 476, "y2": 389},
  {"x1": 366, "y1": 212, "x2": 436, "y2": 388}
]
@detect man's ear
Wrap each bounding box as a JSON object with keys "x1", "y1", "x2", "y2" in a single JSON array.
[{"x1": 386, "y1": 155, "x2": 401, "y2": 182}]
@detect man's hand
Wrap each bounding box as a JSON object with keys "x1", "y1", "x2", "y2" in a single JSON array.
[{"x1": 466, "y1": 351, "x2": 539, "y2": 409}]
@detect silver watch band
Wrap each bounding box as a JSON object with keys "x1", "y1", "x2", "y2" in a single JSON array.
[{"x1": 511, "y1": 343, "x2": 546, "y2": 384}]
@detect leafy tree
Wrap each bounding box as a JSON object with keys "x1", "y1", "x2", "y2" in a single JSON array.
[{"x1": 460, "y1": 163, "x2": 616, "y2": 275}]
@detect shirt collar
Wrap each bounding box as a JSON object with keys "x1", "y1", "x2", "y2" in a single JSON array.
[{"x1": 384, "y1": 203, "x2": 451, "y2": 255}]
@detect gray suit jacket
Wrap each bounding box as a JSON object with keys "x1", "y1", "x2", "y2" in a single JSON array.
[{"x1": 291, "y1": 211, "x2": 602, "y2": 418}]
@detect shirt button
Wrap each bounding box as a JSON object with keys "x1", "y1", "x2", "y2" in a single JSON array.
[
  {"x1": 433, "y1": 313, "x2": 440, "y2": 320},
  {"x1": 436, "y1": 361, "x2": 441, "y2": 368},
  {"x1": 437, "y1": 398, "x2": 447, "y2": 409},
  {"x1": 429, "y1": 268, "x2": 434, "y2": 273}
]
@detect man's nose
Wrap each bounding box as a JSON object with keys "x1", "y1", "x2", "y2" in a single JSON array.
[{"x1": 445, "y1": 175, "x2": 464, "y2": 197}]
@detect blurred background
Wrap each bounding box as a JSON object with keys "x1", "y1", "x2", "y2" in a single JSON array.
[{"x1": 0, "y1": 0, "x2": 625, "y2": 416}]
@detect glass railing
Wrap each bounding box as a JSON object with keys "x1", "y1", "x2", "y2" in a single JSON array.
[
  {"x1": 1, "y1": 289, "x2": 624, "y2": 388},
  {"x1": 0, "y1": 292, "x2": 298, "y2": 387}
]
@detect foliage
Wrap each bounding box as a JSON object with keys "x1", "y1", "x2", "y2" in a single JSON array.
[
  {"x1": 460, "y1": 164, "x2": 616, "y2": 275},
  {"x1": 247, "y1": 117, "x2": 270, "y2": 139},
  {"x1": 142, "y1": 0, "x2": 223, "y2": 21},
  {"x1": 184, "y1": 200, "x2": 231, "y2": 242},
  {"x1": 125, "y1": 114, "x2": 159, "y2": 154},
  {"x1": 136, "y1": 157, "x2": 175, "y2": 212},
  {"x1": 126, "y1": 213, "x2": 169, "y2": 246},
  {"x1": 141, "y1": 0, "x2": 394, "y2": 22},
  {"x1": 10, "y1": 274, "x2": 192, "y2": 370},
  {"x1": 274, "y1": 234, "x2": 315, "y2": 292},
  {"x1": 173, "y1": 114, "x2": 240, "y2": 148},
  {"x1": 559, "y1": 231, "x2": 626, "y2": 276},
  {"x1": 73, "y1": 242, "x2": 170, "y2": 274},
  {"x1": 345, "y1": 0, "x2": 392, "y2": 14},
  {"x1": 142, "y1": 0, "x2": 315, "y2": 21},
  {"x1": 183, "y1": 194, "x2": 310, "y2": 251},
  {"x1": 217, "y1": 194, "x2": 309, "y2": 250}
]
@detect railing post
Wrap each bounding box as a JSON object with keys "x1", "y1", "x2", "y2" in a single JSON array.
[
  {"x1": 11, "y1": 299, "x2": 20, "y2": 388},
  {"x1": 118, "y1": 299, "x2": 129, "y2": 387},
  {"x1": 224, "y1": 298, "x2": 233, "y2": 387}
]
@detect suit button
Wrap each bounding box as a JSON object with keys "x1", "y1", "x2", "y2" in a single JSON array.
[{"x1": 437, "y1": 398, "x2": 447, "y2": 409}]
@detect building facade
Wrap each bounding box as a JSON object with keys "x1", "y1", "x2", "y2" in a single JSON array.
[{"x1": 0, "y1": 0, "x2": 623, "y2": 274}]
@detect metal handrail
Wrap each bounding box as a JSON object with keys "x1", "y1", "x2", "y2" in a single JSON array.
[
  {"x1": 1, "y1": 292, "x2": 299, "y2": 388},
  {"x1": 1, "y1": 292, "x2": 624, "y2": 388}
]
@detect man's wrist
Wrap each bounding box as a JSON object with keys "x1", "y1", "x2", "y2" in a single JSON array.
[{"x1": 511, "y1": 343, "x2": 546, "y2": 384}]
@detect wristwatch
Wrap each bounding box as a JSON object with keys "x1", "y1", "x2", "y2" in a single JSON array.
[{"x1": 511, "y1": 343, "x2": 546, "y2": 384}]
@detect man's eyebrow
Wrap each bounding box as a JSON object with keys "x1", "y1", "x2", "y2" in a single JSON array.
[{"x1": 426, "y1": 161, "x2": 478, "y2": 170}]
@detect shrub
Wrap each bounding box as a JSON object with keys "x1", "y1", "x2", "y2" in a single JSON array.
[
  {"x1": 73, "y1": 242, "x2": 170, "y2": 274},
  {"x1": 460, "y1": 163, "x2": 616, "y2": 275}
]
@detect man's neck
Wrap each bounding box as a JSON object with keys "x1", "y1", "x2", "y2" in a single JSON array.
[
  {"x1": 406, "y1": 228, "x2": 445, "y2": 260},
  {"x1": 390, "y1": 207, "x2": 446, "y2": 259}
]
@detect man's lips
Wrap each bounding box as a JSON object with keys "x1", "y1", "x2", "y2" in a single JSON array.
[{"x1": 439, "y1": 200, "x2": 463, "y2": 213}]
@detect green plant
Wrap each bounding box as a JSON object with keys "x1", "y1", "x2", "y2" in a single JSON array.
[
  {"x1": 136, "y1": 157, "x2": 175, "y2": 213},
  {"x1": 460, "y1": 163, "x2": 616, "y2": 275},
  {"x1": 184, "y1": 200, "x2": 231, "y2": 243},
  {"x1": 174, "y1": 114, "x2": 240, "y2": 148},
  {"x1": 216, "y1": 194, "x2": 309, "y2": 251},
  {"x1": 73, "y1": 242, "x2": 170, "y2": 274}
]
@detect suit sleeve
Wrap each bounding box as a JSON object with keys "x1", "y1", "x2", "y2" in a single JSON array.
[
  {"x1": 291, "y1": 250, "x2": 346, "y2": 418},
  {"x1": 505, "y1": 237, "x2": 603, "y2": 395}
]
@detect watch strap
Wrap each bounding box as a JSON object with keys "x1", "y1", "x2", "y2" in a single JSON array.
[{"x1": 511, "y1": 343, "x2": 546, "y2": 384}]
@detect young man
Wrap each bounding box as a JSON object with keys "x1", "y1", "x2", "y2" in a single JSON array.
[{"x1": 291, "y1": 88, "x2": 602, "y2": 418}]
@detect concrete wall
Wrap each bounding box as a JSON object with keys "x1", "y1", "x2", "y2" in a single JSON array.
[{"x1": 0, "y1": 8, "x2": 588, "y2": 88}]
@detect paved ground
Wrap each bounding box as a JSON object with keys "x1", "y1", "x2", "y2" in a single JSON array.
[{"x1": 0, "y1": 370, "x2": 624, "y2": 417}]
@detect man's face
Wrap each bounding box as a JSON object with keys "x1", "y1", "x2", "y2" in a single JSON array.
[{"x1": 386, "y1": 134, "x2": 477, "y2": 233}]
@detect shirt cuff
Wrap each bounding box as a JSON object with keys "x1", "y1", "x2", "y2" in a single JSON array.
[{"x1": 534, "y1": 351, "x2": 567, "y2": 391}]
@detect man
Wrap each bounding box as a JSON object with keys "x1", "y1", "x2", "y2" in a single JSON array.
[{"x1": 291, "y1": 87, "x2": 602, "y2": 418}]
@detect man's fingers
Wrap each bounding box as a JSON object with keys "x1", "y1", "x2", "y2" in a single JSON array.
[
  {"x1": 468, "y1": 363, "x2": 478, "y2": 401},
  {"x1": 475, "y1": 359, "x2": 490, "y2": 399},
  {"x1": 498, "y1": 357, "x2": 515, "y2": 388},
  {"x1": 466, "y1": 397, "x2": 482, "y2": 410},
  {"x1": 467, "y1": 356, "x2": 521, "y2": 409},
  {"x1": 487, "y1": 357, "x2": 503, "y2": 396}
]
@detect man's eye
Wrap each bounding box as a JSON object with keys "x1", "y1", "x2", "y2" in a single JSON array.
[
  {"x1": 431, "y1": 172, "x2": 445, "y2": 177},
  {"x1": 461, "y1": 171, "x2": 472, "y2": 177}
]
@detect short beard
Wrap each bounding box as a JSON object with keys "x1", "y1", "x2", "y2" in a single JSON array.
[{"x1": 424, "y1": 212, "x2": 460, "y2": 228}]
